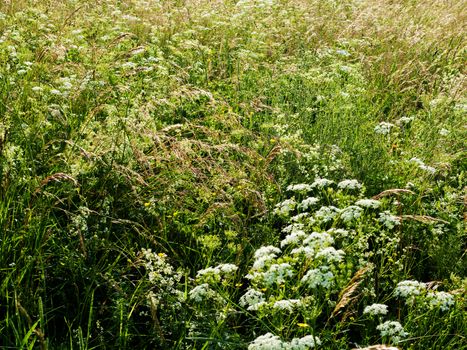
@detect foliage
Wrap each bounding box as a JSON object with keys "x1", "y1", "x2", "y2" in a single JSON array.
[{"x1": 0, "y1": 0, "x2": 465, "y2": 349}]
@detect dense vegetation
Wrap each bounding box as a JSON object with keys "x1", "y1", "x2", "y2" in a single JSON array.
[{"x1": 0, "y1": 0, "x2": 465, "y2": 349}]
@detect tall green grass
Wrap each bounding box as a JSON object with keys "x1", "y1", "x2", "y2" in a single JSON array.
[{"x1": 0, "y1": 0, "x2": 465, "y2": 348}]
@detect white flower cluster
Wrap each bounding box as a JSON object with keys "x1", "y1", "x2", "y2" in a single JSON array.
[
  {"x1": 252, "y1": 246, "x2": 281, "y2": 270},
  {"x1": 196, "y1": 263, "x2": 238, "y2": 283},
  {"x1": 311, "y1": 178, "x2": 334, "y2": 188},
  {"x1": 239, "y1": 289, "x2": 266, "y2": 311},
  {"x1": 274, "y1": 198, "x2": 297, "y2": 216},
  {"x1": 363, "y1": 303, "x2": 388, "y2": 316},
  {"x1": 397, "y1": 116, "x2": 414, "y2": 125},
  {"x1": 141, "y1": 249, "x2": 184, "y2": 307},
  {"x1": 301, "y1": 267, "x2": 334, "y2": 289},
  {"x1": 314, "y1": 205, "x2": 341, "y2": 223},
  {"x1": 272, "y1": 299, "x2": 301, "y2": 312},
  {"x1": 409, "y1": 157, "x2": 436, "y2": 174},
  {"x1": 378, "y1": 211, "x2": 401, "y2": 229},
  {"x1": 337, "y1": 179, "x2": 362, "y2": 191},
  {"x1": 355, "y1": 199, "x2": 381, "y2": 209},
  {"x1": 340, "y1": 205, "x2": 363, "y2": 223},
  {"x1": 374, "y1": 122, "x2": 395, "y2": 135},
  {"x1": 376, "y1": 321, "x2": 408, "y2": 343},
  {"x1": 141, "y1": 249, "x2": 180, "y2": 287},
  {"x1": 189, "y1": 283, "x2": 217, "y2": 303},
  {"x1": 248, "y1": 333, "x2": 321, "y2": 350},
  {"x1": 315, "y1": 247, "x2": 345, "y2": 263},
  {"x1": 395, "y1": 280, "x2": 426, "y2": 298},
  {"x1": 287, "y1": 183, "x2": 313, "y2": 192},
  {"x1": 261, "y1": 263, "x2": 294, "y2": 286},
  {"x1": 426, "y1": 291, "x2": 455, "y2": 311},
  {"x1": 281, "y1": 229, "x2": 307, "y2": 247},
  {"x1": 298, "y1": 197, "x2": 320, "y2": 210}
]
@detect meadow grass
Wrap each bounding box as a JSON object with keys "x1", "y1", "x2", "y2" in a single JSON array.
[{"x1": 0, "y1": 0, "x2": 465, "y2": 348}]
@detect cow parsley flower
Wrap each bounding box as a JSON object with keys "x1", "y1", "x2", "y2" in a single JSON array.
[
  {"x1": 439, "y1": 128, "x2": 449, "y2": 136},
  {"x1": 281, "y1": 230, "x2": 307, "y2": 247},
  {"x1": 301, "y1": 267, "x2": 334, "y2": 289},
  {"x1": 254, "y1": 246, "x2": 282, "y2": 259},
  {"x1": 395, "y1": 280, "x2": 426, "y2": 304},
  {"x1": 426, "y1": 291, "x2": 454, "y2": 311},
  {"x1": 378, "y1": 211, "x2": 401, "y2": 229},
  {"x1": 291, "y1": 213, "x2": 309, "y2": 222},
  {"x1": 262, "y1": 263, "x2": 294, "y2": 286},
  {"x1": 314, "y1": 206, "x2": 341, "y2": 223},
  {"x1": 290, "y1": 246, "x2": 315, "y2": 258},
  {"x1": 363, "y1": 303, "x2": 388, "y2": 316},
  {"x1": 189, "y1": 283, "x2": 216, "y2": 302},
  {"x1": 298, "y1": 197, "x2": 320, "y2": 210},
  {"x1": 355, "y1": 199, "x2": 381, "y2": 209},
  {"x1": 397, "y1": 116, "x2": 414, "y2": 125},
  {"x1": 272, "y1": 299, "x2": 301, "y2": 312},
  {"x1": 196, "y1": 263, "x2": 238, "y2": 282},
  {"x1": 315, "y1": 247, "x2": 345, "y2": 263},
  {"x1": 374, "y1": 122, "x2": 395, "y2": 135},
  {"x1": 240, "y1": 289, "x2": 266, "y2": 311},
  {"x1": 303, "y1": 231, "x2": 334, "y2": 249},
  {"x1": 282, "y1": 223, "x2": 304, "y2": 234},
  {"x1": 274, "y1": 198, "x2": 297, "y2": 216},
  {"x1": 248, "y1": 333, "x2": 284, "y2": 350},
  {"x1": 337, "y1": 179, "x2": 362, "y2": 191},
  {"x1": 287, "y1": 183, "x2": 313, "y2": 192},
  {"x1": 289, "y1": 335, "x2": 321, "y2": 349},
  {"x1": 311, "y1": 178, "x2": 334, "y2": 188},
  {"x1": 340, "y1": 205, "x2": 363, "y2": 223},
  {"x1": 377, "y1": 321, "x2": 408, "y2": 343}
]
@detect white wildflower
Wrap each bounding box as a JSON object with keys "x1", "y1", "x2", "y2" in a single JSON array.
[
  {"x1": 397, "y1": 116, "x2": 414, "y2": 125},
  {"x1": 374, "y1": 122, "x2": 395, "y2": 135},
  {"x1": 301, "y1": 268, "x2": 334, "y2": 289},
  {"x1": 340, "y1": 205, "x2": 363, "y2": 223},
  {"x1": 303, "y1": 232, "x2": 334, "y2": 249},
  {"x1": 189, "y1": 283, "x2": 216, "y2": 302},
  {"x1": 378, "y1": 211, "x2": 401, "y2": 229},
  {"x1": 314, "y1": 206, "x2": 341, "y2": 223},
  {"x1": 395, "y1": 280, "x2": 426, "y2": 304},
  {"x1": 290, "y1": 246, "x2": 315, "y2": 258},
  {"x1": 363, "y1": 303, "x2": 388, "y2": 316},
  {"x1": 287, "y1": 183, "x2": 312, "y2": 192},
  {"x1": 254, "y1": 246, "x2": 281, "y2": 259},
  {"x1": 311, "y1": 178, "x2": 334, "y2": 188},
  {"x1": 291, "y1": 213, "x2": 309, "y2": 222},
  {"x1": 426, "y1": 291, "x2": 454, "y2": 311},
  {"x1": 337, "y1": 179, "x2": 362, "y2": 191},
  {"x1": 262, "y1": 263, "x2": 294, "y2": 286},
  {"x1": 439, "y1": 128, "x2": 449, "y2": 136},
  {"x1": 274, "y1": 198, "x2": 297, "y2": 216},
  {"x1": 282, "y1": 223, "x2": 304, "y2": 234},
  {"x1": 196, "y1": 263, "x2": 238, "y2": 282},
  {"x1": 289, "y1": 335, "x2": 321, "y2": 349},
  {"x1": 248, "y1": 333, "x2": 284, "y2": 350},
  {"x1": 281, "y1": 230, "x2": 307, "y2": 248},
  {"x1": 377, "y1": 321, "x2": 408, "y2": 344},
  {"x1": 355, "y1": 199, "x2": 381, "y2": 209},
  {"x1": 240, "y1": 289, "x2": 266, "y2": 311},
  {"x1": 298, "y1": 197, "x2": 320, "y2": 210},
  {"x1": 272, "y1": 299, "x2": 301, "y2": 312},
  {"x1": 315, "y1": 247, "x2": 345, "y2": 263}
]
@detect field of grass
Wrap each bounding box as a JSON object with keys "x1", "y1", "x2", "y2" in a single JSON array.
[{"x1": 0, "y1": 0, "x2": 466, "y2": 349}]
